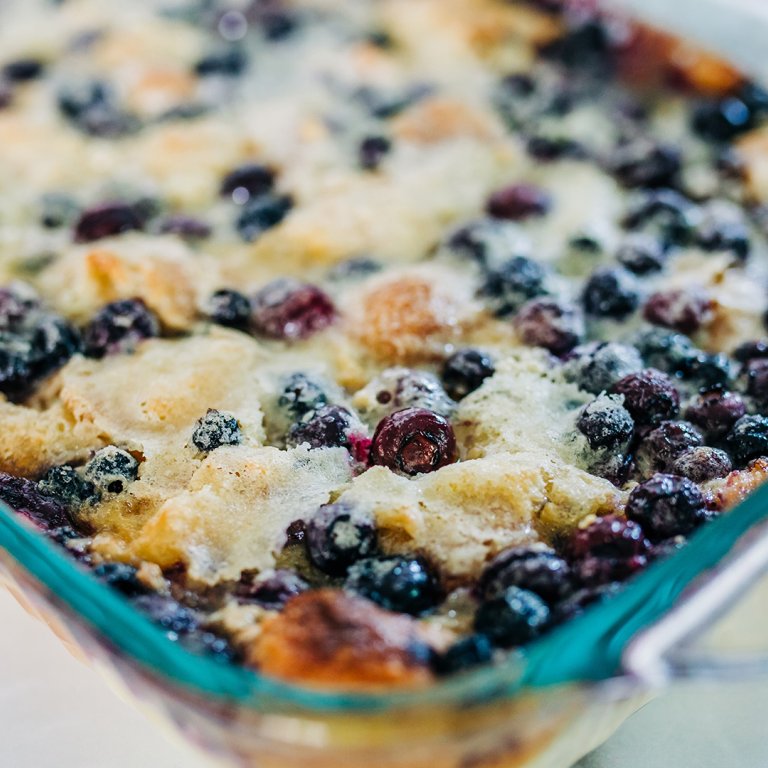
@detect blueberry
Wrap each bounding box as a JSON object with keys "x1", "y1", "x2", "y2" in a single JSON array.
[
  {"x1": 220, "y1": 163, "x2": 275, "y2": 204},
  {"x1": 692, "y1": 97, "x2": 754, "y2": 142},
  {"x1": 616, "y1": 233, "x2": 666, "y2": 275},
  {"x1": 697, "y1": 217, "x2": 750, "y2": 260},
  {"x1": 306, "y1": 503, "x2": 378, "y2": 575},
  {"x1": 634, "y1": 420, "x2": 704, "y2": 477},
  {"x1": 514, "y1": 297, "x2": 584, "y2": 356},
  {"x1": 326, "y1": 256, "x2": 382, "y2": 281},
  {"x1": 685, "y1": 388, "x2": 745, "y2": 439},
  {"x1": 442, "y1": 349, "x2": 495, "y2": 400},
  {"x1": 564, "y1": 342, "x2": 643, "y2": 394},
  {"x1": 566, "y1": 515, "x2": 651, "y2": 586},
  {"x1": 251, "y1": 278, "x2": 336, "y2": 340},
  {"x1": 192, "y1": 409, "x2": 242, "y2": 452},
  {"x1": 478, "y1": 547, "x2": 572, "y2": 604},
  {"x1": 287, "y1": 404, "x2": 357, "y2": 450},
  {"x1": 734, "y1": 340, "x2": 768, "y2": 363},
  {"x1": 38, "y1": 465, "x2": 97, "y2": 507},
  {"x1": 577, "y1": 395, "x2": 634, "y2": 451},
  {"x1": 206, "y1": 289, "x2": 251, "y2": 330},
  {"x1": 58, "y1": 81, "x2": 138, "y2": 138},
  {"x1": 235, "y1": 569, "x2": 309, "y2": 609},
  {"x1": 278, "y1": 372, "x2": 328, "y2": 419},
  {"x1": 622, "y1": 189, "x2": 700, "y2": 246},
  {"x1": 345, "y1": 555, "x2": 440, "y2": 615},
  {"x1": 369, "y1": 407, "x2": 456, "y2": 476},
  {"x1": 433, "y1": 634, "x2": 493, "y2": 675},
  {"x1": 2, "y1": 58, "x2": 45, "y2": 82},
  {"x1": 131, "y1": 594, "x2": 198, "y2": 635},
  {"x1": 552, "y1": 582, "x2": 623, "y2": 624},
  {"x1": 739, "y1": 358, "x2": 768, "y2": 406},
  {"x1": 358, "y1": 135, "x2": 392, "y2": 170},
  {"x1": 486, "y1": 183, "x2": 552, "y2": 221},
  {"x1": 93, "y1": 562, "x2": 148, "y2": 596},
  {"x1": 625, "y1": 474, "x2": 709, "y2": 540},
  {"x1": 474, "y1": 586, "x2": 550, "y2": 648},
  {"x1": 235, "y1": 194, "x2": 293, "y2": 242},
  {"x1": 479, "y1": 256, "x2": 548, "y2": 316},
  {"x1": 633, "y1": 328, "x2": 700, "y2": 378},
  {"x1": 82, "y1": 298, "x2": 160, "y2": 357},
  {"x1": 672, "y1": 446, "x2": 732, "y2": 483},
  {"x1": 385, "y1": 369, "x2": 456, "y2": 418},
  {"x1": 83, "y1": 447, "x2": 139, "y2": 495},
  {"x1": 643, "y1": 289, "x2": 712, "y2": 335},
  {"x1": 610, "y1": 141, "x2": 681, "y2": 189},
  {"x1": 582, "y1": 267, "x2": 639, "y2": 319},
  {"x1": 158, "y1": 215, "x2": 212, "y2": 241},
  {"x1": 526, "y1": 135, "x2": 587, "y2": 162},
  {"x1": 0, "y1": 471, "x2": 72, "y2": 530},
  {"x1": 724, "y1": 414, "x2": 768, "y2": 467},
  {"x1": 73, "y1": 202, "x2": 144, "y2": 242},
  {"x1": 180, "y1": 630, "x2": 239, "y2": 663},
  {"x1": 194, "y1": 47, "x2": 248, "y2": 76},
  {"x1": 443, "y1": 219, "x2": 531, "y2": 269},
  {"x1": 611, "y1": 369, "x2": 680, "y2": 426},
  {"x1": 683, "y1": 352, "x2": 733, "y2": 390}
]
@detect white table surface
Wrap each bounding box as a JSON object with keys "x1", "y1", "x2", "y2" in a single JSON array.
[{"x1": 0, "y1": 588, "x2": 766, "y2": 768}]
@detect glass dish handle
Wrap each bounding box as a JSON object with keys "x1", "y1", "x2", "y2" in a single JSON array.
[{"x1": 623, "y1": 520, "x2": 768, "y2": 685}]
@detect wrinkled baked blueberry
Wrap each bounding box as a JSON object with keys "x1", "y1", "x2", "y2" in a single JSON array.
[
  {"x1": 358, "y1": 135, "x2": 392, "y2": 170},
  {"x1": 443, "y1": 219, "x2": 530, "y2": 269},
  {"x1": 577, "y1": 396, "x2": 634, "y2": 451},
  {"x1": 433, "y1": 634, "x2": 493, "y2": 675},
  {"x1": 345, "y1": 555, "x2": 440, "y2": 615},
  {"x1": 514, "y1": 297, "x2": 584, "y2": 356},
  {"x1": 684, "y1": 352, "x2": 733, "y2": 390},
  {"x1": 0, "y1": 289, "x2": 81, "y2": 399},
  {"x1": 206, "y1": 289, "x2": 252, "y2": 330},
  {"x1": 441, "y1": 349, "x2": 495, "y2": 400},
  {"x1": 582, "y1": 267, "x2": 639, "y2": 319},
  {"x1": 566, "y1": 515, "x2": 651, "y2": 586},
  {"x1": 672, "y1": 446, "x2": 732, "y2": 483},
  {"x1": 724, "y1": 414, "x2": 768, "y2": 467},
  {"x1": 739, "y1": 357, "x2": 768, "y2": 406},
  {"x1": 625, "y1": 474, "x2": 709, "y2": 540},
  {"x1": 306, "y1": 503, "x2": 378, "y2": 575},
  {"x1": 369, "y1": 407, "x2": 457, "y2": 476},
  {"x1": 38, "y1": 465, "x2": 97, "y2": 508},
  {"x1": 278, "y1": 372, "x2": 328, "y2": 419},
  {"x1": 611, "y1": 369, "x2": 680, "y2": 426},
  {"x1": 564, "y1": 342, "x2": 643, "y2": 394},
  {"x1": 93, "y1": 562, "x2": 149, "y2": 597},
  {"x1": 194, "y1": 47, "x2": 249, "y2": 76},
  {"x1": 479, "y1": 256, "x2": 548, "y2": 316},
  {"x1": 236, "y1": 569, "x2": 309, "y2": 610},
  {"x1": 220, "y1": 163, "x2": 275, "y2": 204},
  {"x1": 474, "y1": 586, "x2": 550, "y2": 648},
  {"x1": 478, "y1": 547, "x2": 572, "y2": 605},
  {"x1": 634, "y1": 420, "x2": 704, "y2": 477},
  {"x1": 643, "y1": 289, "x2": 712, "y2": 335},
  {"x1": 0, "y1": 471, "x2": 72, "y2": 530},
  {"x1": 616, "y1": 233, "x2": 667, "y2": 275},
  {"x1": 287, "y1": 404, "x2": 357, "y2": 449},
  {"x1": 235, "y1": 194, "x2": 293, "y2": 242},
  {"x1": 685, "y1": 388, "x2": 745, "y2": 439},
  {"x1": 192, "y1": 409, "x2": 242, "y2": 452},
  {"x1": 83, "y1": 447, "x2": 139, "y2": 495},
  {"x1": 83, "y1": 298, "x2": 160, "y2": 357},
  {"x1": 486, "y1": 183, "x2": 552, "y2": 221},
  {"x1": 251, "y1": 279, "x2": 336, "y2": 340},
  {"x1": 73, "y1": 202, "x2": 144, "y2": 243},
  {"x1": 132, "y1": 594, "x2": 198, "y2": 635}
]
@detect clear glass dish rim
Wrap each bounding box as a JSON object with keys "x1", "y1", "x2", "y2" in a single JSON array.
[{"x1": 0, "y1": 478, "x2": 766, "y2": 715}]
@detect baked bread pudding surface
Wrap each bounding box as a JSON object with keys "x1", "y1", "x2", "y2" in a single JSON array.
[{"x1": 1, "y1": 0, "x2": 768, "y2": 689}]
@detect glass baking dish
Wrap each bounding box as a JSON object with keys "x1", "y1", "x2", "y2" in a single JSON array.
[{"x1": 2, "y1": 1, "x2": 768, "y2": 766}]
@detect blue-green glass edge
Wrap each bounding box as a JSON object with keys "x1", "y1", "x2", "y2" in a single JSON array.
[{"x1": 0, "y1": 480, "x2": 767, "y2": 713}]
